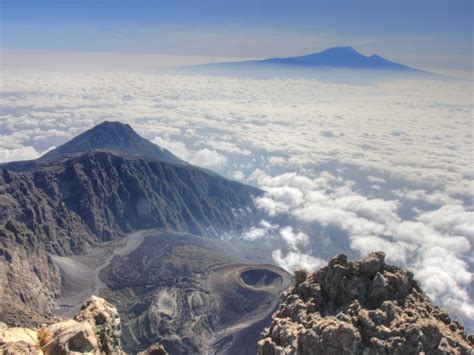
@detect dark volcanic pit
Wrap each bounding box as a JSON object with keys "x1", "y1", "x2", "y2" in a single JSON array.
[{"x1": 240, "y1": 268, "x2": 283, "y2": 288}]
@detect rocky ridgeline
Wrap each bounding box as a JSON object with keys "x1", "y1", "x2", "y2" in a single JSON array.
[
  {"x1": 258, "y1": 252, "x2": 473, "y2": 354},
  {"x1": 0, "y1": 296, "x2": 167, "y2": 355}
]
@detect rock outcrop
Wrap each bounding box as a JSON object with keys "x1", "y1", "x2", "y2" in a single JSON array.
[
  {"x1": 258, "y1": 252, "x2": 473, "y2": 354},
  {"x1": 0, "y1": 322, "x2": 39, "y2": 354},
  {"x1": 0, "y1": 296, "x2": 168, "y2": 354}
]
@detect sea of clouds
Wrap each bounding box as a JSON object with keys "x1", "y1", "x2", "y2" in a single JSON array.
[{"x1": 1, "y1": 70, "x2": 472, "y2": 326}]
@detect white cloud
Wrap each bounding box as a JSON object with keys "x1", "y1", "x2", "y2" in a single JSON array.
[
  {"x1": 272, "y1": 249, "x2": 326, "y2": 273},
  {"x1": 0, "y1": 146, "x2": 40, "y2": 163},
  {"x1": 254, "y1": 169, "x2": 473, "y2": 322},
  {"x1": 279, "y1": 226, "x2": 309, "y2": 250},
  {"x1": 416, "y1": 205, "x2": 474, "y2": 242},
  {"x1": 191, "y1": 148, "x2": 228, "y2": 169},
  {"x1": 395, "y1": 188, "x2": 463, "y2": 206},
  {"x1": 367, "y1": 175, "x2": 386, "y2": 184},
  {"x1": 152, "y1": 136, "x2": 227, "y2": 169},
  {"x1": 242, "y1": 219, "x2": 278, "y2": 241}
]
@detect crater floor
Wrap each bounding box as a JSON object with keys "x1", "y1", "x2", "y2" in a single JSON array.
[{"x1": 51, "y1": 230, "x2": 292, "y2": 354}]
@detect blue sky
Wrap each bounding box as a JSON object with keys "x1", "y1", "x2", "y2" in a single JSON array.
[{"x1": 1, "y1": 0, "x2": 473, "y2": 70}]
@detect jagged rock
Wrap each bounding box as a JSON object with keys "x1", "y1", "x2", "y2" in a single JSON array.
[
  {"x1": 73, "y1": 296, "x2": 123, "y2": 354},
  {"x1": 359, "y1": 251, "x2": 385, "y2": 277},
  {"x1": 294, "y1": 269, "x2": 307, "y2": 285},
  {"x1": 0, "y1": 296, "x2": 169, "y2": 355},
  {"x1": 0, "y1": 321, "x2": 40, "y2": 354},
  {"x1": 258, "y1": 252, "x2": 474, "y2": 354},
  {"x1": 38, "y1": 296, "x2": 125, "y2": 354},
  {"x1": 138, "y1": 343, "x2": 169, "y2": 355},
  {"x1": 370, "y1": 272, "x2": 388, "y2": 306},
  {"x1": 39, "y1": 319, "x2": 98, "y2": 354}
]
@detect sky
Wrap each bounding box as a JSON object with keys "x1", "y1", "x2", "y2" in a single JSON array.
[{"x1": 1, "y1": 0, "x2": 473, "y2": 72}]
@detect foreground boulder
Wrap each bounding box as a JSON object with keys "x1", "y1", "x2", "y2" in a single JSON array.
[
  {"x1": 0, "y1": 322, "x2": 39, "y2": 354},
  {"x1": 258, "y1": 252, "x2": 473, "y2": 354},
  {"x1": 0, "y1": 296, "x2": 168, "y2": 354},
  {"x1": 38, "y1": 296, "x2": 124, "y2": 354}
]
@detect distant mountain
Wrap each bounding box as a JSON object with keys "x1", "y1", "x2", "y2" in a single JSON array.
[
  {"x1": 0, "y1": 121, "x2": 261, "y2": 328},
  {"x1": 0, "y1": 121, "x2": 182, "y2": 171},
  {"x1": 202, "y1": 47, "x2": 423, "y2": 72},
  {"x1": 181, "y1": 47, "x2": 436, "y2": 82},
  {"x1": 257, "y1": 46, "x2": 421, "y2": 71}
]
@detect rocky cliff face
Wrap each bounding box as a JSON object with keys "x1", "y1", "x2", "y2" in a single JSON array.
[
  {"x1": 1, "y1": 149, "x2": 259, "y2": 327},
  {"x1": 258, "y1": 252, "x2": 473, "y2": 354},
  {"x1": 0, "y1": 296, "x2": 167, "y2": 354}
]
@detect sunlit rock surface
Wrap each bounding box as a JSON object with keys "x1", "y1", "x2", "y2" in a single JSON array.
[
  {"x1": 259, "y1": 252, "x2": 473, "y2": 354},
  {"x1": 0, "y1": 296, "x2": 168, "y2": 354}
]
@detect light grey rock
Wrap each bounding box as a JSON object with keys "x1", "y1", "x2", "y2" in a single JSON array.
[
  {"x1": 258, "y1": 252, "x2": 474, "y2": 355},
  {"x1": 73, "y1": 296, "x2": 124, "y2": 354},
  {"x1": 359, "y1": 251, "x2": 385, "y2": 277},
  {"x1": 0, "y1": 296, "x2": 170, "y2": 355}
]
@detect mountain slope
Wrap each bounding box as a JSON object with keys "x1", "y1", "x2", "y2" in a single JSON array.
[
  {"x1": 181, "y1": 47, "x2": 437, "y2": 82},
  {"x1": 259, "y1": 47, "x2": 420, "y2": 71},
  {"x1": 41, "y1": 121, "x2": 182, "y2": 163},
  {"x1": 0, "y1": 122, "x2": 261, "y2": 328},
  {"x1": 0, "y1": 121, "x2": 182, "y2": 171},
  {"x1": 195, "y1": 47, "x2": 426, "y2": 72}
]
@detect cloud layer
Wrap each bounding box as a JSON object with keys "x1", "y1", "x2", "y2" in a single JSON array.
[
  {"x1": 252, "y1": 170, "x2": 473, "y2": 321},
  {"x1": 0, "y1": 70, "x2": 472, "y2": 326}
]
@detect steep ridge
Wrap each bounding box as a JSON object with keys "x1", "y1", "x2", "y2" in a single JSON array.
[
  {"x1": 258, "y1": 252, "x2": 473, "y2": 354},
  {"x1": 0, "y1": 122, "x2": 261, "y2": 328}
]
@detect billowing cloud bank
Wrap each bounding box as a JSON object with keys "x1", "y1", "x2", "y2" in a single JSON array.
[
  {"x1": 1, "y1": 71, "x2": 472, "y2": 326},
  {"x1": 252, "y1": 170, "x2": 473, "y2": 321}
]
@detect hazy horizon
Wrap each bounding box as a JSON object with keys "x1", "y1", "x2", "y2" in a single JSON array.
[{"x1": 2, "y1": 0, "x2": 473, "y2": 74}]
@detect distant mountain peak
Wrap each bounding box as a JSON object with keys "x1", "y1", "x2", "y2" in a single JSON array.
[
  {"x1": 192, "y1": 46, "x2": 427, "y2": 76},
  {"x1": 39, "y1": 121, "x2": 182, "y2": 164},
  {"x1": 68, "y1": 121, "x2": 138, "y2": 147},
  {"x1": 259, "y1": 46, "x2": 419, "y2": 71},
  {"x1": 93, "y1": 120, "x2": 133, "y2": 132},
  {"x1": 320, "y1": 46, "x2": 357, "y2": 53}
]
